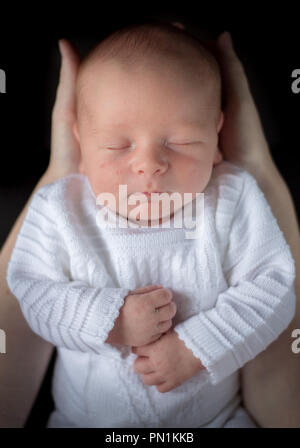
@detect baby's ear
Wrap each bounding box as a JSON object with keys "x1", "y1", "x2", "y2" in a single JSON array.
[
  {"x1": 73, "y1": 122, "x2": 86, "y2": 173},
  {"x1": 213, "y1": 148, "x2": 223, "y2": 166},
  {"x1": 79, "y1": 160, "x2": 86, "y2": 174},
  {"x1": 213, "y1": 112, "x2": 224, "y2": 166},
  {"x1": 217, "y1": 111, "x2": 224, "y2": 133}
]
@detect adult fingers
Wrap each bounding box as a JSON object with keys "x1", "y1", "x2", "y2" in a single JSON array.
[
  {"x1": 215, "y1": 32, "x2": 252, "y2": 103},
  {"x1": 171, "y1": 21, "x2": 185, "y2": 30},
  {"x1": 53, "y1": 39, "x2": 81, "y2": 116}
]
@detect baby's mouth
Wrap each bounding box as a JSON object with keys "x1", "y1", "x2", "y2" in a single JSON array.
[
  {"x1": 142, "y1": 191, "x2": 164, "y2": 199},
  {"x1": 130, "y1": 191, "x2": 168, "y2": 201}
]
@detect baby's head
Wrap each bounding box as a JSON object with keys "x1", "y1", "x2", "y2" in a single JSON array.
[{"x1": 73, "y1": 21, "x2": 224, "y2": 225}]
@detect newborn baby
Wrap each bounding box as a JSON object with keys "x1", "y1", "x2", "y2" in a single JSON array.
[{"x1": 7, "y1": 22, "x2": 296, "y2": 428}]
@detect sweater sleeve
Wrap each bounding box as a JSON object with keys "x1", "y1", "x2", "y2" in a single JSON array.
[
  {"x1": 6, "y1": 188, "x2": 130, "y2": 354},
  {"x1": 173, "y1": 172, "x2": 296, "y2": 385}
]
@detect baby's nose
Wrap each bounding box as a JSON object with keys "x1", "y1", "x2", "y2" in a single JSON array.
[{"x1": 131, "y1": 147, "x2": 168, "y2": 176}]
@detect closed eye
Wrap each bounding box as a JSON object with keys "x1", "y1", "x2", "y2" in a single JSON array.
[
  {"x1": 167, "y1": 141, "x2": 204, "y2": 146},
  {"x1": 104, "y1": 145, "x2": 131, "y2": 150},
  {"x1": 103, "y1": 141, "x2": 204, "y2": 150}
]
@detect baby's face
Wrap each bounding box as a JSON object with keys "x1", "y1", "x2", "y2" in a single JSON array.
[{"x1": 74, "y1": 58, "x2": 223, "y2": 225}]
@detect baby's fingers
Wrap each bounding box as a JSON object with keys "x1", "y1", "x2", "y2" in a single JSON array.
[
  {"x1": 156, "y1": 301, "x2": 177, "y2": 321},
  {"x1": 129, "y1": 284, "x2": 163, "y2": 295},
  {"x1": 156, "y1": 320, "x2": 173, "y2": 334}
]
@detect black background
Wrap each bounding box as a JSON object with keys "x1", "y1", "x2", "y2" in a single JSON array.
[{"x1": 0, "y1": 2, "x2": 299, "y2": 427}]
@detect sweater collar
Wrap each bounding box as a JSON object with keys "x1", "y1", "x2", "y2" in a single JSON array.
[{"x1": 84, "y1": 176, "x2": 205, "y2": 246}]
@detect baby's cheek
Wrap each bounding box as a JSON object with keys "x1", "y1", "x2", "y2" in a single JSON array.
[
  {"x1": 188, "y1": 165, "x2": 200, "y2": 175},
  {"x1": 98, "y1": 162, "x2": 120, "y2": 177},
  {"x1": 114, "y1": 164, "x2": 129, "y2": 184},
  {"x1": 99, "y1": 160, "x2": 122, "y2": 176},
  {"x1": 184, "y1": 165, "x2": 208, "y2": 191},
  {"x1": 183, "y1": 164, "x2": 201, "y2": 181},
  {"x1": 100, "y1": 164, "x2": 126, "y2": 193}
]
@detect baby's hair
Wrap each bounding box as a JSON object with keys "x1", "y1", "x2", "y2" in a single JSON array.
[{"x1": 75, "y1": 20, "x2": 221, "y2": 119}]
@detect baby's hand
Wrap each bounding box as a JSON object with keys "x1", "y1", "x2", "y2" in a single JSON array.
[
  {"x1": 132, "y1": 328, "x2": 206, "y2": 393},
  {"x1": 109, "y1": 285, "x2": 177, "y2": 347}
]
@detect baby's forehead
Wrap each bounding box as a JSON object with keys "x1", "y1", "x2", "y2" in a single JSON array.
[
  {"x1": 77, "y1": 53, "x2": 217, "y2": 115},
  {"x1": 81, "y1": 45, "x2": 215, "y2": 82},
  {"x1": 76, "y1": 23, "x2": 222, "y2": 117}
]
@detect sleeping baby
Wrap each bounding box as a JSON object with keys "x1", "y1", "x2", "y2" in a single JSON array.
[{"x1": 7, "y1": 21, "x2": 296, "y2": 428}]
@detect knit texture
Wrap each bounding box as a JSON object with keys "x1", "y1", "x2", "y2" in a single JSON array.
[{"x1": 6, "y1": 160, "x2": 296, "y2": 428}]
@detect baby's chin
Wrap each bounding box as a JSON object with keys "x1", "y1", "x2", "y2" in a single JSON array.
[
  {"x1": 117, "y1": 208, "x2": 176, "y2": 227},
  {"x1": 126, "y1": 212, "x2": 175, "y2": 227},
  {"x1": 115, "y1": 192, "x2": 201, "y2": 227}
]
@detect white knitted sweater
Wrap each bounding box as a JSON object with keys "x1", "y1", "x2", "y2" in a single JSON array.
[{"x1": 6, "y1": 161, "x2": 296, "y2": 428}]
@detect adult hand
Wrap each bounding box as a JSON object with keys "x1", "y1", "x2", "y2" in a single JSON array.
[
  {"x1": 209, "y1": 31, "x2": 300, "y2": 428},
  {"x1": 47, "y1": 39, "x2": 82, "y2": 181},
  {"x1": 207, "y1": 32, "x2": 274, "y2": 173},
  {"x1": 0, "y1": 39, "x2": 83, "y2": 428}
]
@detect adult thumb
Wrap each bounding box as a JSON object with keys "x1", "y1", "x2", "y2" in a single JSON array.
[
  {"x1": 216, "y1": 32, "x2": 251, "y2": 101},
  {"x1": 54, "y1": 39, "x2": 80, "y2": 111}
]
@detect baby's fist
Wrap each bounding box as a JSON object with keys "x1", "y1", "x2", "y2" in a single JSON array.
[{"x1": 119, "y1": 285, "x2": 177, "y2": 347}]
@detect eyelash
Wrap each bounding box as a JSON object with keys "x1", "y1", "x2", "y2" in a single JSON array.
[{"x1": 169, "y1": 142, "x2": 200, "y2": 146}]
